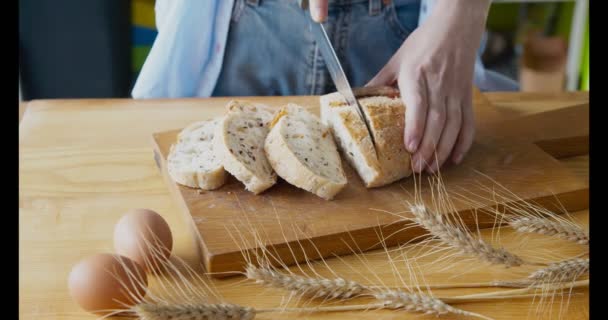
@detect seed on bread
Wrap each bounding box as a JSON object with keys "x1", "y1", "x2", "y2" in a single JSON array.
[
  {"x1": 214, "y1": 100, "x2": 278, "y2": 194},
  {"x1": 168, "y1": 118, "x2": 227, "y2": 190}
]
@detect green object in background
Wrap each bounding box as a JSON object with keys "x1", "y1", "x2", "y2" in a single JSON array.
[
  {"x1": 486, "y1": 3, "x2": 520, "y2": 32},
  {"x1": 132, "y1": 46, "x2": 153, "y2": 74},
  {"x1": 485, "y1": 2, "x2": 589, "y2": 91},
  {"x1": 555, "y1": 3, "x2": 574, "y2": 42},
  {"x1": 580, "y1": 16, "x2": 589, "y2": 91},
  {"x1": 131, "y1": 0, "x2": 157, "y2": 83}
]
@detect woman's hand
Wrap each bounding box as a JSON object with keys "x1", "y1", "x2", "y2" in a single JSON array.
[
  {"x1": 367, "y1": 0, "x2": 491, "y2": 173},
  {"x1": 309, "y1": 0, "x2": 328, "y2": 22}
]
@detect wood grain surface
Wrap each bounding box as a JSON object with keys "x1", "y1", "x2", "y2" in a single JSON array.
[
  {"x1": 19, "y1": 92, "x2": 589, "y2": 320},
  {"x1": 488, "y1": 102, "x2": 588, "y2": 159},
  {"x1": 485, "y1": 91, "x2": 589, "y2": 118}
]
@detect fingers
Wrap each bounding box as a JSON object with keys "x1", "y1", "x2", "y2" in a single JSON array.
[
  {"x1": 426, "y1": 99, "x2": 462, "y2": 173},
  {"x1": 398, "y1": 65, "x2": 428, "y2": 158},
  {"x1": 310, "y1": 0, "x2": 328, "y2": 22},
  {"x1": 451, "y1": 91, "x2": 475, "y2": 164},
  {"x1": 410, "y1": 90, "x2": 446, "y2": 173}
]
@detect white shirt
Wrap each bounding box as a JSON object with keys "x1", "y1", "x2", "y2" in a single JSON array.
[{"x1": 131, "y1": 0, "x2": 234, "y2": 99}]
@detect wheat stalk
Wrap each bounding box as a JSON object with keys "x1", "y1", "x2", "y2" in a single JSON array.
[
  {"x1": 509, "y1": 217, "x2": 589, "y2": 245},
  {"x1": 130, "y1": 286, "x2": 586, "y2": 320},
  {"x1": 244, "y1": 263, "x2": 496, "y2": 318},
  {"x1": 409, "y1": 204, "x2": 524, "y2": 267},
  {"x1": 97, "y1": 199, "x2": 585, "y2": 320},
  {"x1": 372, "y1": 289, "x2": 492, "y2": 319},
  {"x1": 528, "y1": 258, "x2": 589, "y2": 284},
  {"x1": 133, "y1": 301, "x2": 497, "y2": 320},
  {"x1": 454, "y1": 279, "x2": 588, "y2": 301},
  {"x1": 245, "y1": 263, "x2": 366, "y2": 300},
  {"x1": 244, "y1": 263, "x2": 569, "y2": 319},
  {"x1": 121, "y1": 245, "x2": 583, "y2": 320},
  {"x1": 134, "y1": 303, "x2": 256, "y2": 320},
  {"x1": 462, "y1": 170, "x2": 589, "y2": 247}
]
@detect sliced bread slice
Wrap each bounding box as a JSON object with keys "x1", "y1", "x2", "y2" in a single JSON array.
[
  {"x1": 320, "y1": 94, "x2": 382, "y2": 187},
  {"x1": 265, "y1": 104, "x2": 347, "y2": 200},
  {"x1": 214, "y1": 100, "x2": 278, "y2": 194},
  {"x1": 167, "y1": 118, "x2": 226, "y2": 190},
  {"x1": 320, "y1": 86, "x2": 412, "y2": 187},
  {"x1": 358, "y1": 95, "x2": 412, "y2": 184}
]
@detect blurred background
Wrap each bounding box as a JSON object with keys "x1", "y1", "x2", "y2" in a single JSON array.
[{"x1": 18, "y1": 0, "x2": 589, "y2": 101}]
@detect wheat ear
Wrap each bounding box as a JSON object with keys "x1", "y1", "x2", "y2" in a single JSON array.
[
  {"x1": 409, "y1": 204, "x2": 524, "y2": 267},
  {"x1": 528, "y1": 258, "x2": 589, "y2": 284},
  {"x1": 134, "y1": 301, "x2": 496, "y2": 320},
  {"x1": 245, "y1": 263, "x2": 366, "y2": 300},
  {"x1": 372, "y1": 289, "x2": 492, "y2": 320},
  {"x1": 245, "y1": 264, "x2": 506, "y2": 319},
  {"x1": 509, "y1": 217, "x2": 589, "y2": 245},
  {"x1": 134, "y1": 303, "x2": 255, "y2": 320}
]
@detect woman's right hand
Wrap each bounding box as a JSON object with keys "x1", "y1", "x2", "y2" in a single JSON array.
[{"x1": 309, "y1": 0, "x2": 329, "y2": 22}]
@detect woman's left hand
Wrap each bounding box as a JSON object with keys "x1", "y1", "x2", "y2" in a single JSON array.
[{"x1": 367, "y1": 0, "x2": 491, "y2": 173}]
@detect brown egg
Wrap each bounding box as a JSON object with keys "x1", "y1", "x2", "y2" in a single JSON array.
[
  {"x1": 68, "y1": 253, "x2": 148, "y2": 315},
  {"x1": 113, "y1": 208, "x2": 173, "y2": 271}
]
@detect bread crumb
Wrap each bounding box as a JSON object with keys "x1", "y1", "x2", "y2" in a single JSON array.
[
  {"x1": 269, "y1": 108, "x2": 288, "y2": 129},
  {"x1": 329, "y1": 100, "x2": 347, "y2": 107}
]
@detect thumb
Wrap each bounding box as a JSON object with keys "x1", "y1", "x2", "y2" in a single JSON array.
[{"x1": 310, "y1": 0, "x2": 328, "y2": 22}]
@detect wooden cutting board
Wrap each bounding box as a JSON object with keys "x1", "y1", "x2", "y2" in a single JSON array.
[
  {"x1": 152, "y1": 93, "x2": 588, "y2": 277},
  {"x1": 487, "y1": 102, "x2": 588, "y2": 159}
]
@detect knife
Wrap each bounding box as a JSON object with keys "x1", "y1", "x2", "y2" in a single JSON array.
[{"x1": 304, "y1": 8, "x2": 378, "y2": 153}]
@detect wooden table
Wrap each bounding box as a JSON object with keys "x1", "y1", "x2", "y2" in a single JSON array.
[{"x1": 19, "y1": 92, "x2": 589, "y2": 320}]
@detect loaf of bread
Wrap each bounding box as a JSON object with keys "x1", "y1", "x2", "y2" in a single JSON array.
[
  {"x1": 320, "y1": 86, "x2": 412, "y2": 187},
  {"x1": 265, "y1": 103, "x2": 347, "y2": 200},
  {"x1": 214, "y1": 100, "x2": 278, "y2": 194},
  {"x1": 167, "y1": 118, "x2": 226, "y2": 190}
]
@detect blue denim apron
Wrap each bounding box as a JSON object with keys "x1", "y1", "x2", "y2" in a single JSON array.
[{"x1": 212, "y1": 0, "x2": 421, "y2": 96}]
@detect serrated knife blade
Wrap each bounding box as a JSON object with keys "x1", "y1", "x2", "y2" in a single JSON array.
[{"x1": 310, "y1": 21, "x2": 378, "y2": 153}]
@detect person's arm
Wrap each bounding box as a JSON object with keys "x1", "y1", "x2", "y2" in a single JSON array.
[
  {"x1": 367, "y1": 0, "x2": 491, "y2": 173},
  {"x1": 309, "y1": 0, "x2": 491, "y2": 173}
]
